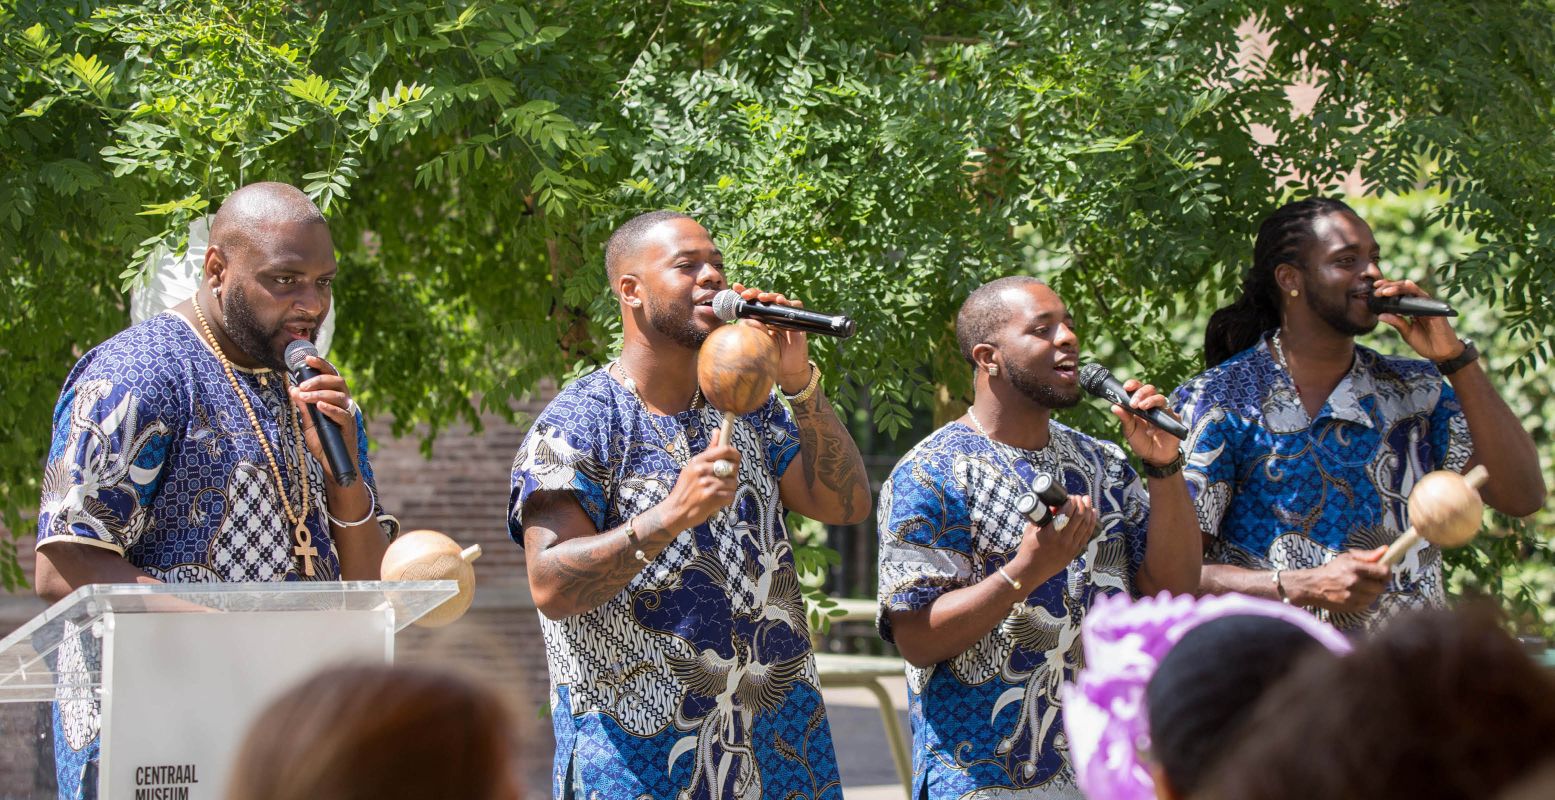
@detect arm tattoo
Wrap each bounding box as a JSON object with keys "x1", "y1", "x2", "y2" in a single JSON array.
[
  {"x1": 524, "y1": 493, "x2": 675, "y2": 615},
  {"x1": 788, "y1": 390, "x2": 870, "y2": 521}
]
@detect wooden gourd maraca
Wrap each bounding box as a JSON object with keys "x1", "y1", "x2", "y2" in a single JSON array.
[
  {"x1": 697, "y1": 320, "x2": 780, "y2": 442},
  {"x1": 1380, "y1": 465, "x2": 1490, "y2": 566},
  {"x1": 380, "y1": 529, "x2": 482, "y2": 627}
]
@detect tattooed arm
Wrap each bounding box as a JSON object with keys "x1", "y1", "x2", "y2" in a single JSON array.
[
  {"x1": 522, "y1": 427, "x2": 741, "y2": 619},
  {"x1": 726, "y1": 284, "x2": 871, "y2": 525},
  {"x1": 778, "y1": 383, "x2": 872, "y2": 525}
]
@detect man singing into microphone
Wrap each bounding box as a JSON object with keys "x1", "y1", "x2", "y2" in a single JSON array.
[
  {"x1": 876, "y1": 277, "x2": 1200, "y2": 798},
  {"x1": 34, "y1": 182, "x2": 396, "y2": 797},
  {"x1": 508, "y1": 211, "x2": 870, "y2": 799},
  {"x1": 1174, "y1": 197, "x2": 1545, "y2": 631}
]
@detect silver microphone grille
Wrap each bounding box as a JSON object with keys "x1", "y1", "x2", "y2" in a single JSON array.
[
  {"x1": 712, "y1": 289, "x2": 743, "y2": 322},
  {"x1": 1077, "y1": 363, "x2": 1110, "y2": 395},
  {"x1": 284, "y1": 339, "x2": 319, "y2": 371}
]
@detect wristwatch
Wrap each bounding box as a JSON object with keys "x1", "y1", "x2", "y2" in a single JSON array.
[
  {"x1": 1435, "y1": 338, "x2": 1479, "y2": 376},
  {"x1": 1140, "y1": 450, "x2": 1184, "y2": 479}
]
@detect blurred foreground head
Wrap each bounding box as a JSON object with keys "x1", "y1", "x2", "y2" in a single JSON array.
[
  {"x1": 226, "y1": 664, "x2": 519, "y2": 800},
  {"x1": 1064, "y1": 592, "x2": 1350, "y2": 800},
  {"x1": 1146, "y1": 615, "x2": 1331, "y2": 799},
  {"x1": 1200, "y1": 605, "x2": 1555, "y2": 800}
]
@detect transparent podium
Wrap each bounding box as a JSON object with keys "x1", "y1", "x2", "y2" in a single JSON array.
[{"x1": 0, "y1": 581, "x2": 457, "y2": 800}]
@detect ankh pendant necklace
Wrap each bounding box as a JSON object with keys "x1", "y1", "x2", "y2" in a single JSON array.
[{"x1": 193, "y1": 298, "x2": 318, "y2": 576}]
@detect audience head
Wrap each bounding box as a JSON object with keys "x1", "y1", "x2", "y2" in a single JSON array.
[
  {"x1": 1200, "y1": 605, "x2": 1555, "y2": 800},
  {"x1": 226, "y1": 663, "x2": 519, "y2": 800},
  {"x1": 1145, "y1": 615, "x2": 1330, "y2": 799},
  {"x1": 1065, "y1": 592, "x2": 1350, "y2": 800}
]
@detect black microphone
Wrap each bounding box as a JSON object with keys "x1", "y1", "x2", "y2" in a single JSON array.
[
  {"x1": 1366, "y1": 293, "x2": 1457, "y2": 317},
  {"x1": 711, "y1": 289, "x2": 857, "y2": 338},
  {"x1": 1078, "y1": 363, "x2": 1189, "y2": 441},
  {"x1": 284, "y1": 340, "x2": 358, "y2": 488},
  {"x1": 1016, "y1": 474, "x2": 1069, "y2": 527}
]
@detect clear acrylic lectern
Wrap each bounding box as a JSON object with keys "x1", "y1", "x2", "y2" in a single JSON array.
[{"x1": 0, "y1": 581, "x2": 457, "y2": 800}]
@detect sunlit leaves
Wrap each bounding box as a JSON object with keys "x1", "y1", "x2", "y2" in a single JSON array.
[
  {"x1": 282, "y1": 73, "x2": 343, "y2": 112},
  {"x1": 136, "y1": 193, "x2": 207, "y2": 216}
]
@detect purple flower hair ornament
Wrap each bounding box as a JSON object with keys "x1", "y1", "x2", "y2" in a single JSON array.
[{"x1": 1061, "y1": 591, "x2": 1350, "y2": 800}]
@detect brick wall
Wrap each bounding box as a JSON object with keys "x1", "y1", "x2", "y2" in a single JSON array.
[{"x1": 369, "y1": 399, "x2": 557, "y2": 798}]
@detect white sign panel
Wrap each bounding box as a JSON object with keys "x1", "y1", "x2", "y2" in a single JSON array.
[{"x1": 98, "y1": 609, "x2": 391, "y2": 800}]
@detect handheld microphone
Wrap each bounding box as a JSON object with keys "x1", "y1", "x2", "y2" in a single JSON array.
[
  {"x1": 1078, "y1": 363, "x2": 1189, "y2": 441},
  {"x1": 1016, "y1": 474, "x2": 1069, "y2": 527},
  {"x1": 284, "y1": 340, "x2": 358, "y2": 488},
  {"x1": 711, "y1": 289, "x2": 857, "y2": 338},
  {"x1": 1366, "y1": 294, "x2": 1457, "y2": 318}
]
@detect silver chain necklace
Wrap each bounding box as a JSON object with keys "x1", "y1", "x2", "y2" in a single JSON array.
[
  {"x1": 1271, "y1": 329, "x2": 1291, "y2": 374},
  {"x1": 966, "y1": 406, "x2": 1053, "y2": 479},
  {"x1": 609, "y1": 360, "x2": 705, "y2": 463}
]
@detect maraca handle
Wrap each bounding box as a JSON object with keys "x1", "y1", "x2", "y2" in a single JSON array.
[
  {"x1": 1464, "y1": 464, "x2": 1489, "y2": 490},
  {"x1": 1380, "y1": 528, "x2": 1419, "y2": 567},
  {"x1": 461, "y1": 544, "x2": 482, "y2": 563},
  {"x1": 719, "y1": 414, "x2": 735, "y2": 443}
]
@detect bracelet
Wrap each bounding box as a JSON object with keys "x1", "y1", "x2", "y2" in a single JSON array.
[
  {"x1": 1272, "y1": 568, "x2": 1291, "y2": 605},
  {"x1": 625, "y1": 516, "x2": 647, "y2": 563},
  {"x1": 324, "y1": 485, "x2": 378, "y2": 528},
  {"x1": 782, "y1": 360, "x2": 822, "y2": 405},
  {"x1": 1140, "y1": 450, "x2": 1185, "y2": 479},
  {"x1": 997, "y1": 565, "x2": 1022, "y2": 592}
]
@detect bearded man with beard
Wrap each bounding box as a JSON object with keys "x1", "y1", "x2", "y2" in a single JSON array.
[
  {"x1": 509, "y1": 211, "x2": 869, "y2": 800},
  {"x1": 1174, "y1": 198, "x2": 1544, "y2": 633},
  {"x1": 875, "y1": 277, "x2": 1199, "y2": 799},
  {"x1": 34, "y1": 182, "x2": 396, "y2": 797}
]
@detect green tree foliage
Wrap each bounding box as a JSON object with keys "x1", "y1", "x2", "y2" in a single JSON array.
[{"x1": 3, "y1": 1, "x2": 1552, "y2": 626}]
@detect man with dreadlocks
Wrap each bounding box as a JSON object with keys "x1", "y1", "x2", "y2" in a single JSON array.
[{"x1": 1171, "y1": 198, "x2": 1543, "y2": 632}]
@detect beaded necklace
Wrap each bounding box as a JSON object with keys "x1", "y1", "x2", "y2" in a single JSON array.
[{"x1": 192, "y1": 298, "x2": 318, "y2": 576}]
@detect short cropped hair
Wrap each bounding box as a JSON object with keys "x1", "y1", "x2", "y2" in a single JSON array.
[
  {"x1": 955, "y1": 276, "x2": 1046, "y2": 365},
  {"x1": 604, "y1": 210, "x2": 694, "y2": 285}
]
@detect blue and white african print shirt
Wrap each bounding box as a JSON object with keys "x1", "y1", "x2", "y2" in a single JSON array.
[
  {"x1": 1171, "y1": 335, "x2": 1472, "y2": 632},
  {"x1": 876, "y1": 422, "x2": 1149, "y2": 800},
  {"x1": 36, "y1": 311, "x2": 395, "y2": 799},
  {"x1": 508, "y1": 368, "x2": 841, "y2": 800}
]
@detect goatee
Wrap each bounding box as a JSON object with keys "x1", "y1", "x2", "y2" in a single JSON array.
[
  {"x1": 1008, "y1": 362, "x2": 1081, "y2": 410},
  {"x1": 647, "y1": 299, "x2": 710, "y2": 350}
]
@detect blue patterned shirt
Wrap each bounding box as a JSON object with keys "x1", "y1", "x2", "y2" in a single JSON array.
[
  {"x1": 508, "y1": 368, "x2": 841, "y2": 800},
  {"x1": 1171, "y1": 335, "x2": 1471, "y2": 632},
  {"x1": 876, "y1": 421, "x2": 1149, "y2": 799},
  {"x1": 36, "y1": 311, "x2": 395, "y2": 799}
]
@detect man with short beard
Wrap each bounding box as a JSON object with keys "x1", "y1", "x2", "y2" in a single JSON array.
[
  {"x1": 509, "y1": 211, "x2": 870, "y2": 799},
  {"x1": 1175, "y1": 198, "x2": 1544, "y2": 633},
  {"x1": 876, "y1": 276, "x2": 1200, "y2": 798},
  {"x1": 35, "y1": 182, "x2": 396, "y2": 798}
]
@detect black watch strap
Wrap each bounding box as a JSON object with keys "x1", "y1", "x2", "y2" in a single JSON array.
[
  {"x1": 1435, "y1": 338, "x2": 1479, "y2": 376},
  {"x1": 1141, "y1": 450, "x2": 1185, "y2": 479}
]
